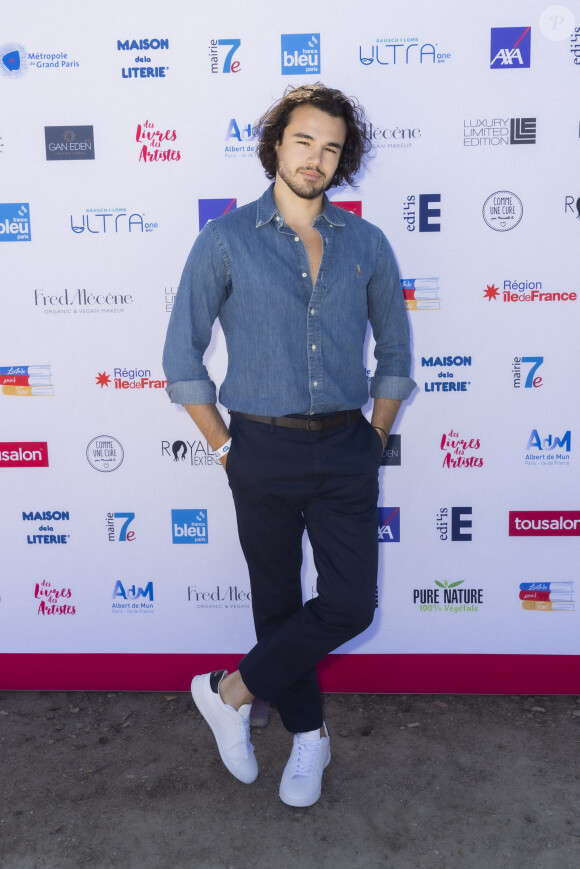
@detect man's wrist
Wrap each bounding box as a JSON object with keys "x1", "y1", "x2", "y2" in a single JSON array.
[{"x1": 213, "y1": 439, "x2": 232, "y2": 460}]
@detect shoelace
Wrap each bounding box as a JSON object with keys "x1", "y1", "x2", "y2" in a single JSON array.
[
  {"x1": 293, "y1": 736, "x2": 322, "y2": 776},
  {"x1": 234, "y1": 712, "x2": 254, "y2": 758}
]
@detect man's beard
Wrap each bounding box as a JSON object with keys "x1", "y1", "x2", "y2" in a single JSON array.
[{"x1": 276, "y1": 159, "x2": 330, "y2": 200}]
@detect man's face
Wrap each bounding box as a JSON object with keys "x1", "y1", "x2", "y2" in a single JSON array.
[{"x1": 274, "y1": 104, "x2": 347, "y2": 200}]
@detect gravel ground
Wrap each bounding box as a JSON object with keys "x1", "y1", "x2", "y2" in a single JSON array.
[{"x1": 1, "y1": 691, "x2": 579, "y2": 869}]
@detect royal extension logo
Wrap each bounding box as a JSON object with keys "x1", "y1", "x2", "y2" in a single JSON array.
[
  {"x1": 436, "y1": 507, "x2": 473, "y2": 541},
  {"x1": 162, "y1": 439, "x2": 221, "y2": 467},
  {"x1": 95, "y1": 367, "x2": 167, "y2": 391},
  {"x1": 281, "y1": 34, "x2": 320, "y2": 75},
  {"x1": 421, "y1": 354, "x2": 471, "y2": 393},
  {"x1": 483, "y1": 280, "x2": 577, "y2": 304},
  {"x1": 378, "y1": 507, "x2": 400, "y2": 542},
  {"x1": 172, "y1": 509, "x2": 208, "y2": 543},
  {"x1": 0, "y1": 442, "x2": 48, "y2": 468},
  {"x1": 490, "y1": 27, "x2": 531, "y2": 69},
  {"x1": 565, "y1": 195, "x2": 580, "y2": 219},
  {"x1": 23, "y1": 509, "x2": 70, "y2": 545},
  {"x1": 117, "y1": 37, "x2": 169, "y2": 79},
  {"x1": 509, "y1": 511, "x2": 580, "y2": 536},
  {"x1": 45, "y1": 126, "x2": 95, "y2": 161},
  {"x1": 0, "y1": 203, "x2": 30, "y2": 242},
  {"x1": 0, "y1": 365, "x2": 53, "y2": 397},
  {"x1": 198, "y1": 198, "x2": 237, "y2": 231}
]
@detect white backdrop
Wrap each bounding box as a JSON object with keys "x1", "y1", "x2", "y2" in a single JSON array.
[{"x1": 1, "y1": 0, "x2": 579, "y2": 692}]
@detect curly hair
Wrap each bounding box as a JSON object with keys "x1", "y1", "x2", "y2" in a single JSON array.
[{"x1": 255, "y1": 83, "x2": 372, "y2": 189}]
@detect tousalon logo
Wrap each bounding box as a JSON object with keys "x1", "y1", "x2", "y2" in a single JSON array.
[
  {"x1": 421, "y1": 354, "x2": 471, "y2": 393},
  {"x1": 0, "y1": 442, "x2": 48, "y2": 467},
  {"x1": 509, "y1": 511, "x2": 580, "y2": 536}
]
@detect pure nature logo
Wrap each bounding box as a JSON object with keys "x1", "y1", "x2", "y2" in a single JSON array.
[{"x1": 412, "y1": 580, "x2": 483, "y2": 613}]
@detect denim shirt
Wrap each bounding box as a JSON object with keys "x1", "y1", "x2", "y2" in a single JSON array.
[{"x1": 163, "y1": 184, "x2": 416, "y2": 415}]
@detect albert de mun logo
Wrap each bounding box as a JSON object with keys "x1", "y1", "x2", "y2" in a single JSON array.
[
  {"x1": 490, "y1": 27, "x2": 531, "y2": 69},
  {"x1": 45, "y1": 126, "x2": 94, "y2": 161},
  {"x1": 0, "y1": 203, "x2": 31, "y2": 242},
  {"x1": 172, "y1": 509, "x2": 208, "y2": 543},
  {"x1": 281, "y1": 34, "x2": 320, "y2": 75}
]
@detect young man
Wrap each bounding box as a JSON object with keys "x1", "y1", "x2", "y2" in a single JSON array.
[{"x1": 163, "y1": 84, "x2": 415, "y2": 807}]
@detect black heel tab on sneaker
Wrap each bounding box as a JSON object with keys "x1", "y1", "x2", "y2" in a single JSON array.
[{"x1": 210, "y1": 670, "x2": 227, "y2": 693}]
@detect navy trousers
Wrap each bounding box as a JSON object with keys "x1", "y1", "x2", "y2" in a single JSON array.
[{"x1": 226, "y1": 412, "x2": 382, "y2": 734}]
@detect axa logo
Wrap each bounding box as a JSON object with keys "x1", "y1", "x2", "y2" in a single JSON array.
[
  {"x1": 378, "y1": 507, "x2": 400, "y2": 542},
  {"x1": 198, "y1": 198, "x2": 237, "y2": 231},
  {"x1": 490, "y1": 27, "x2": 531, "y2": 69},
  {"x1": 172, "y1": 509, "x2": 208, "y2": 543},
  {"x1": 209, "y1": 39, "x2": 241, "y2": 74},
  {"x1": 281, "y1": 34, "x2": 320, "y2": 75}
]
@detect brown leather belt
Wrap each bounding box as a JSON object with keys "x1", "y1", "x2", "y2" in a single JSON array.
[{"x1": 231, "y1": 409, "x2": 362, "y2": 432}]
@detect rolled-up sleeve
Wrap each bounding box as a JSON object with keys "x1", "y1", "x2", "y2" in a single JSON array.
[
  {"x1": 162, "y1": 223, "x2": 230, "y2": 405},
  {"x1": 368, "y1": 232, "x2": 417, "y2": 401}
]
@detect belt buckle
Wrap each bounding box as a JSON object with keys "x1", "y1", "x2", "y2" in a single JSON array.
[{"x1": 306, "y1": 418, "x2": 316, "y2": 432}]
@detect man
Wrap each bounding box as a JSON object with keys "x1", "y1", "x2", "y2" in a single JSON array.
[{"x1": 163, "y1": 84, "x2": 415, "y2": 807}]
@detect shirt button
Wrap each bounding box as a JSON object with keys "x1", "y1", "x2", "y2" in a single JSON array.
[
  {"x1": 310, "y1": 308, "x2": 315, "y2": 315},
  {"x1": 294, "y1": 236, "x2": 300, "y2": 242},
  {"x1": 313, "y1": 381, "x2": 318, "y2": 387},
  {"x1": 311, "y1": 344, "x2": 317, "y2": 350},
  {"x1": 302, "y1": 272, "x2": 308, "y2": 278}
]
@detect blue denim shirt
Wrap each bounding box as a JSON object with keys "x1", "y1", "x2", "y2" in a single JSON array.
[{"x1": 163, "y1": 184, "x2": 416, "y2": 415}]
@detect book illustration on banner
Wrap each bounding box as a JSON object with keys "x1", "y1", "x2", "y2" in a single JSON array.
[
  {"x1": 401, "y1": 278, "x2": 440, "y2": 310},
  {"x1": 519, "y1": 582, "x2": 575, "y2": 612},
  {"x1": 0, "y1": 365, "x2": 54, "y2": 396}
]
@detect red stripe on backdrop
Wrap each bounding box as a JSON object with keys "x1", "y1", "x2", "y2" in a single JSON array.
[{"x1": 1, "y1": 653, "x2": 579, "y2": 694}]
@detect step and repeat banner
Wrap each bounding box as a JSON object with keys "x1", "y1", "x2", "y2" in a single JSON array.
[{"x1": 1, "y1": 0, "x2": 579, "y2": 692}]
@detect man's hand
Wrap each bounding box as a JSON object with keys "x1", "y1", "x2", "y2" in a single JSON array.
[
  {"x1": 183, "y1": 403, "x2": 231, "y2": 470},
  {"x1": 371, "y1": 398, "x2": 402, "y2": 449}
]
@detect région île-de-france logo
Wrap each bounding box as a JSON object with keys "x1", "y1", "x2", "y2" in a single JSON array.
[
  {"x1": 35, "y1": 579, "x2": 76, "y2": 616},
  {"x1": 403, "y1": 195, "x2": 441, "y2": 233},
  {"x1": 86, "y1": 436, "x2": 124, "y2": 472},
  {"x1": 412, "y1": 580, "x2": 483, "y2": 613},
  {"x1": 359, "y1": 36, "x2": 451, "y2": 66},
  {"x1": 281, "y1": 34, "x2": 320, "y2": 75},
  {"x1": 95, "y1": 367, "x2": 167, "y2": 390},
  {"x1": 519, "y1": 582, "x2": 575, "y2": 612},
  {"x1": 45, "y1": 126, "x2": 94, "y2": 161},
  {"x1": 0, "y1": 203, "x2": 30, "y2": 242},
  {"x1": 483, "y1": 279, "x2": 577, "y2": 304},
  {"x1": 136, "y1": 120, "x2": 180, "y2": 163},
  {"x1": 0, "y1": 365, "x2": 54, "y2": 397},
  {"x1": 0, "y1": 442, "x2": 48, "y2": 468},
  {"x1": 463, "y1": 117, "x2": 536, "y2": 147},
  {"x1": 440, "y1": 430, "x2": 483, "y2": 469},
  {"x1": 117, "y1": 38, "x2": 169, "y2": 79},
  {"x1": 377, "y1": 507, "x2": 400, "y2": 542},
  {"x1": 225, "y1": 118, "x2": 256, "y2": 158},
  {"x1": 482, "y1": 191, "x2": 523, "y2": 231},
  {"x1": 401, "y1": 277, "x2": 441, "y2": 311},
  {"x1": 512, "y1": 356, "x2": 544, "y2": 389},
  {"x1": 70, "y1": 207, "x2": 158, "y2": 235},
  {"x1": 525, "y1": 429, "x2": 571, "y2": 467},
  {"x1": 0, "y1": 42, "x2": 80, "y2": 77},
  {"x1": 112, "y1": 581, "x2": 154, "y2": 613},
  {"x1": 490, "y1": 27, "x2": 531, "y2": 69},
  {"x1": 172, "y1": 509, "x2": 208, "y2": 544},
  {"x1": 436, "y1": 507, "x2": 473, "y2": 541},
  {"x1": 509, "y1": 511, "x2": 580, "y2": 537},
  {"x1": 198, "y1": 198, "x2": 237, "y2": 231},
  {"x1": 421, "y1": 354, "x2": 471, "y2": 394},
  {"x1": 106, "y1": 512, "x2": 136, "y2": 542},
  {"x1": 209, "y1": 39, "x2": 241, "y2": 74}
]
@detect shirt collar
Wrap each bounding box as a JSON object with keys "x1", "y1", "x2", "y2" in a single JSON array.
[{"x1": 256, "y1": 183, "x2": 346, "y2": 229}]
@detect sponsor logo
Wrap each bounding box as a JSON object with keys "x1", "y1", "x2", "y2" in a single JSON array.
[
  {"x1": 95, "y1": 368, "x2": 167, "y2": 390},
  {"x1": 106, "y1": 512, "x2": 136, "y2": 542},
  {"x1": 365, "y1": 122, "x2": 421, "y2": 150},
  {"x1": 483, "y1": 191, "x2": 523, "y2": 231},
  {"x1": 0, "y1": 203, "x2": 30, "y2": 242},
  {"x1": 360, "y1": 37, "x2": 450, "y2": 66},
  {"x1": 45, "y1": 126, "x2": 94, "y2": 161},
  {"x1": 421, "y1": 354, "x2": 471, "y2": 393},
  {"x1": 512, "y1": 356, "x2": 543, "y2": 388},
  {"x1": 225, "y1": 118, "x2": 256, "y2": 158},
  {"x1": 198, "y1": 198, "x2": 237, "y2": 231},
  {"x1": 463, "y1": 117, "x2": 536, "y2": 146},
  {"x1": 281, "y1": 33, "x2": 320, "y2": 75},
  {"x1": 564, "y1": 195, "x2": 580, "y2": 219},
  {"x1": 483, "y1": 280, "x2": 577, "y2": 303},
  {"x1": 35, "y1": 579, "x2": 76, "y2": 616},
  {"x1": 164, "y1": 285, "x2": 176, "y2": 313},
  {"x1": 0, "y1": 42, "x2": 80, "y2": 77},
  {"x1": 209, "y1": 38, "x2": 241, "y2": 74},
  {"x1": 187, "y1": 584, "x2": 251, "y2": 609},
  {"x1": 509, "y1": 511, "x2": 580, "y2": 536},
  {"x1": 0, "y1": 364, "x2": 54, "y2": 397},
  {"x1": 24, "y1": 509, "x2": 70, "y2": 545},
  {"x1": 172, "y1": 509, "x2": 208, "y2": 543},
  {"x1": 377, "y1": 507, "x2": 400, "y2": 542},
  {"x1": 0, "y1": 442, "x2": 48, "y2": 467},
  {"x1": 70, "y1": 208, "x2": 158, "y2": 234},
  {"x1": 412, "y1": 580, "x2": 483, "y2": 613},
  {"x1": 403, "y1": 194, "x2": 441, "y2": 232},
  {"x1": 136, "y1": 119, "x2": 180, "y2": 163},
  {"x1": 440, "y1": 429, "x2": 483, "y2": 469},
  {"x1": 0, "y1": 135, "x2": 4, "y2": 156},
  {"x1": 86, "y1": 436, "x2": 124, "y2": 472},
  {"x1": 381, "y1": 433, "x2": 401, "y2": 467},
  {"x1": 112, "y1": 580, "x2": 154, "y2": 613},
  {"x1": 332, "y1": 201, "x2": 362, "y2": 217},
  {"x1": 34, "y1": 287, "x2": 133, "y2": 315},
  {"x1": 525, "y1": 429, "x2": 571, "y2": 467},
  {"x1": 402, "y1": 277, "x2": 441, "y2": 311},
  {"x1": 117, "y1": 37, "x2": 169, "y2": 79},
  {"x1": 436, "y1": 507, "x2": 473, "y2": 541},
  {"x1": 519, "y1": 581, "x2": 575, "y2": 612},
  {"x1": 162, "y1": 439, "x2": 221, "y2": 467},
  {"x1": 572, "y1": 27, "x2": 580, "y2": 64},
  {"x1": 490, "y1": 27, "x2": 531, "y2": 69}
]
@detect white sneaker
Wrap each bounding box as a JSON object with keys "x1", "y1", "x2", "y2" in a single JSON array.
[
  {"x1": 279, "y1": 723, "x2": 331, "y2": 807},
  {"x1": 191, "y1": 670, "x2": 258, "y2": 784}
]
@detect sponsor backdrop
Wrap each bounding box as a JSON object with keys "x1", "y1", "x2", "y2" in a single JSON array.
[{"x1": 1, "y1": 0, "x2": 579, "y2": 692}]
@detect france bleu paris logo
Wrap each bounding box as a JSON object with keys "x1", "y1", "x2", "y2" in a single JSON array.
[
  {"x1": 172, "y1": 509, "x2": 208, "y2": 543},
  {"x1": 281, "y1": 34, "x2": 320, "y2": 75},
  {"x1": 0, "y1": 203, "x2": 31, "y2": 242},
  {"x1": 198, "y1": 199, "x2": 237, "y2": 231},
  {"x1": 378, "y1": 507, "x2": 400, "y2": 542},
  {"x1": 490, "y1": 27, "x2": 531, "y2": 69}
]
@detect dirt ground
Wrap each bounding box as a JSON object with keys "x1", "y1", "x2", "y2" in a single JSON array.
[{"x1": 1, "y1": 690, "x2": 579, "y2": 869}]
